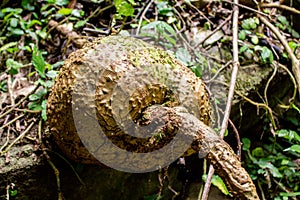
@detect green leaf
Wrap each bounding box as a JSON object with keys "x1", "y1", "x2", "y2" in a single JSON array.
[
  {"x1": 22, "y1": 0, "x2": 35, "y2": 10},
  {"x1": 257, "y1": 160, "x2": 283, "y2": 178},
  {"x1": 26, "y1": 19, "x2": 42, "y2": 29},
  {"x1": 280, "y1": 192, "x2": 300, "y2": 197},
  {"x1": 47, "y1": 0, "x2": 69, "y2": 6},
  {"x1": 6, "y1": 58, "x2": 23, "y2": 75},
  {"x1": 32, "y1": 45, "x2": 46, "y2": 78},
  {"x1": 277, "y1": 16, "x2": 289, "y2": 26},
  {"x1": 2, "y1": 8, "x2": 23, "y2": 14},
  {"x1": 203, "y1": 175, "x2": 230, "y2": 195},
  {"x1": 288, "y1": 41, "x2": 299, "y2": 51},
  {"x1": 277, "y1": 129, "x2": 300, "y2": 142},
  {"x1": 252, "y1": 147, "x2": 264, "y2": 157},
  {"x1": 190, "y1": 65, "x2": 202, "y2": 78},
  {"x1": 242, "y1": 138, "x2": 251, "y2": 150},
  {"x1": 241, "y1": 18, "x2": 258, "y2": 30},
  {"x1": 71, "y1": 9, "x2": 84, "y2": 17},
  {"x1": 7, "y1": 27, "x2": 24, "y2": 35},
  {"x1": 260, "y1": 46, "x2": 274, "y2": 64},
  {"x1": 284, "y1": 145, "x2": 300, "y2": 153},
  {"x1": 157, "y1": 2, "x2": 173, "y2": 16},
  {"x1": 239, "y1": 45, "x2": 249, "y2": 53},
  {"x1": 291, "y1": 29, "x2": 300, "y2": 38},
  {"x1": 212, "y1": 175, "x2": 230, "y2": 195},
  {"x1": 176, "y1": 48, "x2": 191, "y2": 66},
  {"x1": 114, "y1": 0, "x2": 135, "y2": 17},
  {"x1": 10, "y1": 18, "x2": 18, "y2": 27},
  {"x1": 43, "y1": 80, "x2": 55, "y2": 88},
  {"x1": 158, "y1": 21, "x2": 176, "y2": 36},
  {"x1": 251, "y1": 35, "x2": 259, "y2": 44},
  {"x1": 58, "y1": 8, "x2": 73, "y2": 15},
  {"x1": 52, "y1": 61, "x2": 64, "y2": 69},
  {"x1": 9, "y1": 189, "x2": 17, "y2": 197},
  {"x1": 28, "y1": 102, "x2": 42, "y2": 111},
  {"x1": 238, "y1": 30, "x2": 247, "y2": 40},
  {"x1": 41, "y1": 100, "x2": 47, "y2": 121},
  {"x1": 29, "y1": 94, "x2": 40, "y2": 101},
  {"x1": 142, "y1": 21, "x2": 160, "y2": 30},
  {"x1": 280, "y1": 159, "x2": 290, "y2": 165},
  {"x1": 0, "y1": 42, "x2": 18, "y2": 52},
  {"x1": 29, "y1": 88, "x2": 47, "y2": 101},
  {"x1": 291, "y1": 103, "x2": 300, "y2": 114},
  {"x1": 74, "y1": 20, "x2": 87, "y2": 28},
  {"x1": 36, "y1": 29, "x2": 47, "y2": 39},
  {"x1": 46, "y1": 70, "x2": 58, "y2": 79},
  {"x1": 224, "y1": 129, "x2": 229, "y2": 137}
]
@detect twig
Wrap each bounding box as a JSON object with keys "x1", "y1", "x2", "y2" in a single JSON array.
[
  {"x1": 0, "y1": 113, "x2": 25, "y2": 130},
  {"x1": 13, "y1": 108, "x2": 41, "y2": 113},
  {"x1": 273, "y1": 179, "x2": 297, "y2": 200},
  {"x1": 47, "y1": 150, "x2": 85, "y2": 186},
  {"x1": 0, "y1": 84, "x2": 39, "y2": 119},
  {"x1": 218, "y1": 107, "x2": 242, "y2": 159},
  {"x1": 257, "y1": 180, "x2": 266, "y2": 200},
  {"x1": 201, "y1": 1, "x2": 240, "y2": 199},
  {"x1": 213, "y1": 79, "x2": 277, "y2": 129},
  {"x1": 228, "y1": 118, "x2": 242, "y2": 159},
  {"x1": 46, "y1": 17, "x2": 69, "y2": 36},
  {"x1": 38, "y1": 119, "x2": 64, "y2": 200},
  {"x1": 6, "y1": 183, "x2": 9, "y2": 200},
  {"x1": 0, "y1": 121, "x2": 35, "y2": 156},
  {"x1": 276, "y1": 62, "x2": 297, "y2": 107},
  {"x1": 0, "y1": 128, "x2": 10, "y2": 152},
  {"x1": 7, "y1": 75, "x2": 14, "y2": 106},
  {"x1": 194, "y1": 14, "x2": 232, "y2": 49},
  {"x1": 185, "y1": 0, "x2": 213, "y2": 25},
  {"x1": 206, "y1": 61, "x2": 232, "y2": 83},
  {"x1": 258, "y1": 15, "x2": 300, "y2": 96},
  {"x1": 172, "y1": 7, "x2": 186, "y2": 34},
  {"x1": 264, "y1": 63, "x2": 278, "y2": 106},
  {"x1": 221, "y1": 0, "x2": 268, "y2": 16},
  {"x1": 201, "y1": 165, "x2": 214, "y2": 200},
  {"x1": 136, "y1": 0, "x2": 154, "y2": 36},
  {"x1": 43, "y1": 151, "x2": 64, "y2": 200},
  {"x1": 261, "y1": 3, "x2": 300, "y2": 15},
  {"x1": 92, "y1": 4, "x2": 114, "y2": 19}
]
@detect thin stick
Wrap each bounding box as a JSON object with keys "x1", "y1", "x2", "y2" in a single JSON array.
[
  {"x1": 0, "y1": 128, "x2": 10, "y2": 152},
  {"x1": 136, "y1": 0, "x2": 154, "y2": 36},
  {"x1": 264, "y1": 64, "x2": 278, "y2": 106},
  {"x1": 201, "y1": 0, "x2": 240, "y2": 199},
  {"x1": 38, "y1": 119, "x2": 64, "y2": 200},
  {"x1": 0, "y1": 122, "x2": 35, "y2": 156},
  {"x1": 222, "y1": 0, "x2": 268, "y2": 16},
  {"x1": 7, "y1": 75, "x2": 15, "y2": 106},
  {"x1": 206, "y1": 61, "x2": 232, "y2": 83},
  {"x1": 261, "y1": 3, "x2": 300, "y2": 15},
  {"x1": 0, "y1": 113, "x2": 25, "y2": 130},
  {"x1": 0, "y1": 84, "x2": 39, "y2": 119},
  {"x1": 258, "y1": 15, "x2": 300, "y2": 96},
  {"x1": 43, "y1": 151, "x2": 64, "y2": 200},
  {"x1": 194, "y1": 14, "x2": 232, "y2": 49}
]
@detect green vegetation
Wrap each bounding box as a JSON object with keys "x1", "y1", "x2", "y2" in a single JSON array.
[{"x1": 242, "y1": 127, "x2": 300, "y2": 199}]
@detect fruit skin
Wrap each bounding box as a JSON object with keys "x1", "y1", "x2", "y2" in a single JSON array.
[{"x1": 46, "y1": 35, "x2": 211, "y2": 164}]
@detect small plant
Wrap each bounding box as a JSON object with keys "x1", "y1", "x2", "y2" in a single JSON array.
[
  {"x1": 27, "y1": 45, "x2": 59, "y2": 120},
  {"x1": 238, "y1": 17, "x2": 275, "y2": 64},
  {"x1": 242, "y1": 127, "x2": 300, "y2": 199}
]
